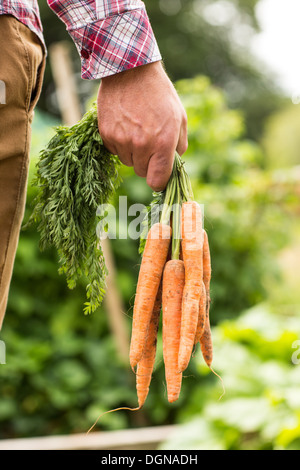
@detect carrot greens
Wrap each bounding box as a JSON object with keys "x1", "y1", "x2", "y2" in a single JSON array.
[{"x1": 26, "y1": 103, "x2": 122, "y2": 315}]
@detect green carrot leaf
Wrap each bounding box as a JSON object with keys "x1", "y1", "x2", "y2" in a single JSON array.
[{"x1": 25, "y1": 103, "x2": 122, "y2": 314}]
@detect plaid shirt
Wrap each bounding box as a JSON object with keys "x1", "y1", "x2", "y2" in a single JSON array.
[{"x1": 0, "y1": 0, "x2": 161, "y2": 79}]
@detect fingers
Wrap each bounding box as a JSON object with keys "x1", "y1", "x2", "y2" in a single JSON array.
[
  {"x1": 146, "y1": 150, "x2": 175, "y2": 192},
  {"x1": 101, "y1": 134, "x2": 134, "y2": 167},
  {"x1": 119, "y1": 147, "x2": 150, "y2": 177},
  {"x1": 117, "y1": 150, "x2": 133, "y2": 168},
  {"x1": 102, "y1": 117, "x2": 188, "y2": 192},
  {"x1": 146, "y1": 116, "x2": 188, "y2": 191},
  {"x1": 130, "y1": 136, "x2": 152, "y2": 178},
  {"x1": 102, "y1": 136, "x2": 151, "y2": 176}
]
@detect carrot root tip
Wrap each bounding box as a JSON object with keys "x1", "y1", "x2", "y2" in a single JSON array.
[
  {"x1": 86, "y1": 405, "x2": 141, "y2": 435},
  {"x1": 209, "y1": 366, "x2": 226, "y2": 400}
]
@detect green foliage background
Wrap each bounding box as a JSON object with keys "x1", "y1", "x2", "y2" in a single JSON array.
[
  {"x1": 0, "y1": 76, "x2": 296, "y2": 446},
  {"x1": 0, "y1": 0, "x2": 299, "y2": 450}
]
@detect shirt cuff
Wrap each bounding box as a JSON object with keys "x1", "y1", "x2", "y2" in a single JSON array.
[{"x1": 67, "y1": 8, "x2": 162, "y2": 79}]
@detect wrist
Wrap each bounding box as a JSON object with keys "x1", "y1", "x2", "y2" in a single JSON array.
[{"x1": 101, "y1": 61, "x2": 164, "y2": 88}]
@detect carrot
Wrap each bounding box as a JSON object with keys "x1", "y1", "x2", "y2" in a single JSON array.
[
  {"x1": 129, "y1": 222, "x2": 171, "y2": 370},
  {"x1": 199, "y1": 301, "x2": 225, "y2": 399},
  {"x1": 200, "y1": 314, "x2": 225, "y2": 397},
  {"x1": 199, "y1": 229, "x2": 225, "y2": 398},
  {"x1": 200, "y1": 316, "x2": 213, "y2": 366},
  {"x1": 200, "y1": 228, "x2": 213, "y2": 365},
  {"x1": 202, "y1": 229, "x2": 211, "y2": 313},
  {"x1": 194, "y1": 280, "x2": 206, "y2": 345},
  {"x1": 136, "y1": 283, "x2": 162, "y2": 408},
  {"x1": 178, "y1": 201, "x2": 203, "y2": 372},
  {"x1": 88, "y1": 285, "x2": 163, "y2": 433},
  {"x1": 162, "y1": 259, "x2": 185, "y2": 403},
  {"x1": 200, "y1": 227, "x2": 214, "y2": 366},
  {"x1": 194, "y1": 230, "x2": 211, "y2": 346}
]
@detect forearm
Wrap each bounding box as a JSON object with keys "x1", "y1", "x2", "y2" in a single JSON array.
[{"x1": 47, "y1": 0, "x2": 162, "y2": 79}]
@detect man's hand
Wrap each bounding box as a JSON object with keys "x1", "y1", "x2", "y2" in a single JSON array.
[{"x1": 97, "y1": 61, "x2": 188, "y2": 192}]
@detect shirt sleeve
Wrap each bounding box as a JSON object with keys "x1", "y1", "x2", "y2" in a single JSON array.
[{"x1": 47, "y1": 0, "x2": 162, "y2": 79}]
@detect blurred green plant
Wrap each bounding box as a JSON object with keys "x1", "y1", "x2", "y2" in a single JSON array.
[
  {"x1": 160, "y1": 304, "x2": 300, "y2": 450},
  {"x1": 262, "y1": 103, "x2": 300, "y2": 169},
  {"x1": 0, "y1": 76, "x2": 292, "y2": 438}
]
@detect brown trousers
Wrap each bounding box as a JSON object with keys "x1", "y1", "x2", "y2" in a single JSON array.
[{"x1": 0, "y1": 15, "x2": 45, "y2": 329}]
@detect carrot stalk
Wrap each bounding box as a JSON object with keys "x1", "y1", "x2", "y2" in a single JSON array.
[
  {"x1": 129, "y1": 222, "x2": 171, "y2": 370},
  {"x1": 178, "y1": 201, "x2": 203, "y2": 372},
  {"x1": 136, "y1": 284, "x2": 162, "y2": 408},
  {"x1": 162, "y1": 259, "x2": 185, "y2": 403}
]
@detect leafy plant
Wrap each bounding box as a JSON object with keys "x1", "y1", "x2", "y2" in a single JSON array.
[
  {"x1": 26, "y1": 104, "x2": 122, "y2": 314},
  {"x1": 160, "y1": 305, "x2": 300, "y2": 450}
]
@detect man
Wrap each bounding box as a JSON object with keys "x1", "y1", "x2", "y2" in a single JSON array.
[{"x1": 0, "y1": 0, "x2": 188, "y2": 328}]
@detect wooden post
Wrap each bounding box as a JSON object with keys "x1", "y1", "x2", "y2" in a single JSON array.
[{"x1": 49, "y1": 41, "x2": 130, "y2": 362}]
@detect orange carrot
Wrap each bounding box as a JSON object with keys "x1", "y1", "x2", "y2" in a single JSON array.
[
  {"x1": 199, "y1": 294, "x2": 225, "y2": 399},
  {"x1": 200, "y1": 228, "x2": 214, "y2": 365},
  {"x1": 200, "y1": 316, "x2": 213, "y2": 367},
  {"x1": 136, "y1": 283, "x2": 162, "y2": 408},
  {"x1": 129, "y1": 222, "x2": 171, "y2": 370},
  {"x1": 200, "y1": 230, "x2": 213, "y2": 363},
  {"x1": 200, "y1": 313, "x2": 225, "y2": 399},
  {"x1": 87, "y1": 284, "x2": 163, "y2": 433},
  {"x1": 194, "y1": 230, "x2": 211, "y2": 346},
  {"x1": 194, "y1": 280, "x2": 206, "y2": 345},
  {"x1": 200, "y1": 228, "x2": 213, "y2": 364},
  {"x1": 178, "y1": 201, "x2": 203, "y2": 372},
  {"x1": 202, "y1": 229, "x2": 211, "y2": 313},
  {"x1": 162, "y1": 259, "x2": 185, "y2": 403},
  {"x1": 200, "y1": 230, "x2": 225, "y2": 398}
]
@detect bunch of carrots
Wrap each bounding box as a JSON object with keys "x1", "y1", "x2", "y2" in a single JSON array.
[
  {"x1": 88, "y1": 153, "x2": 223, "y2": 432},
  {"x1": 132, "y1": 153, "x2": 223, "y2": 408},
  {"x1": 133, "y1": 206, "x2": 214, "y2": 406}
]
